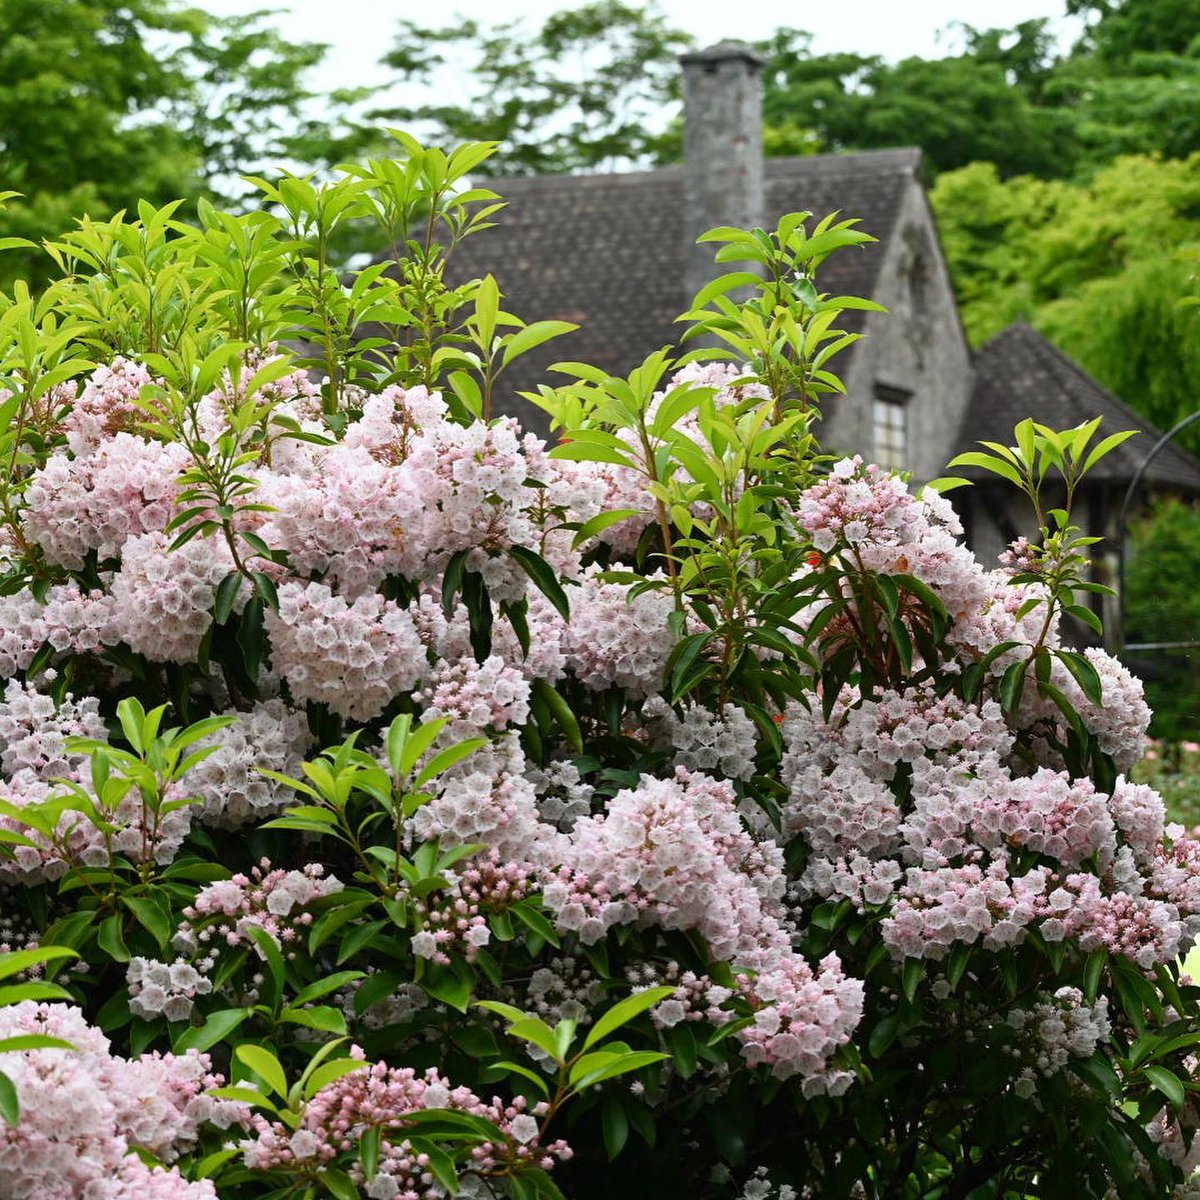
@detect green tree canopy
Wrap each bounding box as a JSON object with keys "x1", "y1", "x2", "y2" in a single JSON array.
[
  {"x1": 377, "y1": 1, "x2": 693, "y2": 176},
  {"x1": 931, "y1": 154, "x2": 1200, "y2": 452},
  {"x1": 0, "y1": 0, "x2": 367, "y2": 287},
  {"x1": 1125, "y1": 497, "x2": 1200, "y2": 740},
  {"x1": 758, "y1": 23, "x2": 1080, "y2": 178}
]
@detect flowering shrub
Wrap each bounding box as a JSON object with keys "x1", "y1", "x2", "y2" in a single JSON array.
[{"x1": 0, "y1": 139, "x2": 1197, "y2": 1199}]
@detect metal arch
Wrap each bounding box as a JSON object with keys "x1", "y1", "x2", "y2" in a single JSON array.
[{"x1": 1115, "y1": 409, "x2": 1200, "y2": 654}]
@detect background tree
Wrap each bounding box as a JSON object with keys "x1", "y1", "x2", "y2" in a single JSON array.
[
  {"x1": 931, "y1": 154, "x2": 1200, "y2": 453},
  {"x1": 758, "y1": 23, "x2": 1080, "y2": 178},
  {"x1": 1124, "y1": 497, "x2": 1200, "y2": 741},
  {"x1": 377, "y1": 1, "x2": 693, "y2": 177},
  {"x1": 0, "y1": 0, "x2": 369, "y2": 288}
]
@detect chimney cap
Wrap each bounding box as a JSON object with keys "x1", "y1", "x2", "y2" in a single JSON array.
[{"x1": 679, "y1": 40, "x2": 767, "y2": 70}]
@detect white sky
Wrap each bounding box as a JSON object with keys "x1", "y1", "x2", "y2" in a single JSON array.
[{"x1": 204, "y1": 0, "x2": 1083, "y2": 103}]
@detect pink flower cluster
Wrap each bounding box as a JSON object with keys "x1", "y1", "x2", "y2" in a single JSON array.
[
  {"x1": 544, "y1": 768, "x2": 788, "y2": 963},
  {"x1": 408, "y1": 737, "x2": 561, "y2": 867},
  {"x1": 784, "y1": 681, "x2": 1200, "y2": 969},
  {"x1": 109, "y1": 531, "x2": 240, "y2": 663},
  {"x1": 1006, "y1": 986, "x2": 1111, "y2": 1084},
  {"x1": 264, "y1": 582, "x2": 425, "y2": 721},
  {"x1": 257, "y1": 444, "x2": 425, "y2": 598},
  {"x1": 175, "y1": 861, "x2": 343, "y2": 964},
  {"x1": 559, "y1": 568, "x2": 677, "y2": 698},
  {"x1": 6, "y1": 359, "x2": 692, "y2": 724},
  {"x1": 542, "y1": 768, "x2": 863, "y2": 1084},
  {"x1": 0, "y1": 1000, "x2": 241, "y2": 1198},
  {"x1": 240, "y1": 1055, "x2": 570, "y2": 1196},
  {"x1": 735, "y1": 953, "x2": 863, "y2": 1094},
  {"x1": 409, "y1": 850, "x2": 534, "y2": 965},
  {"x1": 416, "y1": 654, "x2": 531, "y2": 738},
  {"x1": 0, "y1": 766, "x2": 195, "y2": 884},
  {"x1": 22, "y1": 432, "x2": 187, "y2": 568},
  {"x1": 62, "y1": 356, "x2": 160, "y2": 452}
]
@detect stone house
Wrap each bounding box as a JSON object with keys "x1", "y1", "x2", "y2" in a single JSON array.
[{"x1": 428, "y1": 42, "x2": 1200, "y2": 626}]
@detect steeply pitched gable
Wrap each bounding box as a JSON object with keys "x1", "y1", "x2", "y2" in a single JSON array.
[{"x1": 957, "y1": 323, "x2": 1200, "y2": 491}]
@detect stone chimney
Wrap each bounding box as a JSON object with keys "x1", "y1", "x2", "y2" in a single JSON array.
[{"x1": 680, "y1": 41, "x2": 767, "y2": 308}]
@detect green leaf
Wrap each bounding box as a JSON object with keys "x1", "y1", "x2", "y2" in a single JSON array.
[
  {"x1": 213, "y1": 571, "x2": 243, "y2": 625},
  {"x1": 502, "y1": 320, "x2": 578, "y2": 369},
  {"x1": 304, "y1": 1057, "x2": 368, "y2": 1099},
  {"x1": 0, "y1": 1071, "x2": 17, "y2": 1125},
  {"x1": 414, "y1": 737, "x2": 488, "y2": 788},
  {"x1": 530, "y1": 678, "x2": 583, "y2": 754},
  {"x1": 360, "y1": 1124, "x2": 382, "y2": 1178},
  {"x1": 0, "y1": 1034, "x2": 75, "y2": 1053},
  {"x1": 0, "y1": 982, "x2": 73, "y2": 1005},
  {"x1": 602, "y1": 1093, "x2": 629, "y2": 1159},
  {"x1": 483, "y1": 1058, "x2": 550, "y2": 1096},
  {"x1": 509, "y1": 546, "x2": 570, "y2": 621},
  {"x1": 442, "y1": 550, "x2": 469, "y2": 616},
  {"x1": 290, "y1": 972, "x2": 364, "y2": 1009},
  {"x1": 999, "y1": 657, "x2": 1030, "y2": 713},
  {"x1": 569, "y1": 1050, "x2": 668, "y2": 1091},
  {"x1": 573, "y1": 509, "x2": 641, "y2": 553},
  {"x1": 121, "y1": 895, "x2": 171, "y2": 951},
  {"x1": 583, "y1": 986, "x2": 675, "y2": 1051},
  {"x1": 902, "y1": 958, "x2": 924, "y2": 1003},
  {"x1": 1084, "y1": 951, "x2": 1106, "y2": 1004},
  {"x1": 174, "y1": 1008, "x2": 252, "y2": 1054},
  {"x1": 421, "y1": 963, "x2": 475, "y2": 1013},
  {"x1": 946, "y1": 450, "x2": 1023, "y2": 487},
  {"x1": 511, "y1": 900, "x2": 561, "y2": 948},
  {"x1": 478, "y1": 1003, "x2": 561, "y2": 1059},
  {"x1": 97, "y1": 915, "x2": 130, "y2": 963},
  {"x1": 1056, "y1": 649, "x2": 1104, "y2": 706},
  {"x1": 391, "y1": 715, "x2": 445, "y2": 779},
  {"x1": 246, "y1": 925, "x2": 286, "y2": 1012},
  {"x1": 0, "y1": 946, "x2": 78, "y2": 981},
  {"x1": 1144, "y1": 1064, "x2": 1185, "y2": 1109},
  {"x1": 280, "y1": 1006, "x2": 348, "y2": 1035},
  {"x1": 321, "y1": 1168, "x2": 362, "y2": 1200},
  {"x1": 868, "y1": 1013, "x2": 900, "y2": 1058},
  {"x1": 235, "y1": 1043, "x2": 288, "y2": 1099}
]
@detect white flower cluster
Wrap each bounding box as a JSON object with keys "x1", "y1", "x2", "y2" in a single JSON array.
[
  {"x1": 525, "y1": 760, "x2": 594, "y2": 831},
  {"x1": 0, "y1": 679, "x2": 105, "y2": 781},
  {"x1": 0, "y1": 591, "x2": 54, "y2": 678},
  {"x1": 739, "y1": 1166, "x2": 800, "y2": 1200},
  {"x1": 264, "y1": 582, "x2": 425, "y2": 721},
  {"x1": 1008, "y1": 986, "x2": 1111, "y2": 1095},
  {"x1": 109, "y1": 531, "x2": 239, "y2": 663},
  {"x1": 186, "y1": 700, "x2": 311, "y2": 829},
  {"x1": 644, "y1": 698, "x2": 758, "y2": 781},
  {"x1": 526, "y1": 956, "x2": 606, "y2": 1026},
  {"x1": 560, "y1": 568, "x2": 676, "y2": 698},
  {"x1": 409, "y1": 738, "x2": 561, "y2": 867},
  {"x1": 127, "y1": 957, "x2": 214, "y2": 1022}
]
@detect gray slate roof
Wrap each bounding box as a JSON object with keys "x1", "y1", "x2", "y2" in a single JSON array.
[
  {"x1": 957, "y1": 322, "x2": 1200, "y2": 491},
  {"x1": 441, "y1": 149, "x2": 922, "y2": 415}
]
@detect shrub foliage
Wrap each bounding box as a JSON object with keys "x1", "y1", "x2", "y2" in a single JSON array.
[{"x1": 0, "y1": 137, "x2": 1197, "y2": 1198}]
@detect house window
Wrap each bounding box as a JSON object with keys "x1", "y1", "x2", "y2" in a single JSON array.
[{"x1": 873, "y1": 384, "x2": 910, "y2": 471}]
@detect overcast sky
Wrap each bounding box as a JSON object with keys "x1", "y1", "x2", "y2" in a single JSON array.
[{"x1": 204, "y1": 0, "x2": 1083, "y2": 101}]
